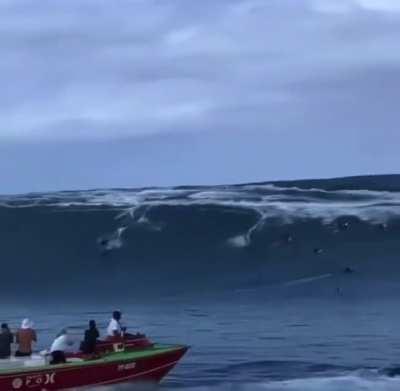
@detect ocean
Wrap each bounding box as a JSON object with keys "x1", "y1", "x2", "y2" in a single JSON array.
[{"x1": 1, "y1": 174, "x2": 400, "y2": 390}]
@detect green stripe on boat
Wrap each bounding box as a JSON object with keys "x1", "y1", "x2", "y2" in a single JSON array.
[{"x1": 0, "y1": 345, "x2": 185, "y2": 375}]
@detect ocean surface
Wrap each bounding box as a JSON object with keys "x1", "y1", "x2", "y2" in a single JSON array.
[{"x1": 1, "y1": 174, "x2": 400, "y2": 390}]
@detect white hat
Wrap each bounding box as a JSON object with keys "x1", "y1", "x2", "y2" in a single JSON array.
[{"x1": 21, "y1": 318, "x2": 33, "y2": 329}]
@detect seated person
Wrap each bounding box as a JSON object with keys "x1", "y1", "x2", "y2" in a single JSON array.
[
  {"x1": 106, "y1": 311, "x2": 124, "y2": 340},
  {"x1": 50, "y1": 329, "x2": 73, "y2": 365},
  {"x1": 0, "y1": 323, "x2": 13, "y2": 359},
  {"x1": 81, "y1": 320, "x2": 99, "y2": 354},
  {"x1": 15, "y1": 318, "x2": 37, "y2": 357}
]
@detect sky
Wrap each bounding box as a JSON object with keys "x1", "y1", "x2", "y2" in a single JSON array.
[{"x1": 1, "y1": 0, "x2": 400, "y2": 194}]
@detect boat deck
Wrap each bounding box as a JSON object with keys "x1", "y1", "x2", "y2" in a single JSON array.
[
  {"x1": 0, "y1": 344, "x2": 185, "y2": 375},
  {"x1": 0, "y1": 355, "x2": 49, "y2": 370}
]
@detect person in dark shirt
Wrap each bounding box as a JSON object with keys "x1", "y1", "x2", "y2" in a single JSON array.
[
  {"x1": 0, "y1": 323, "x2": 14, "y2": 359},
  {"x1": 81, "y1": 320, "x2": 99, "y2": 354}
]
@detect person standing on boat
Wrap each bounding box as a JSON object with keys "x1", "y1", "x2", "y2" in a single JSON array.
[
  {"x1": 106, "y1": 310, "x2": 125, "y2": 339},
  {"x1": 0, "y1": 323, "x2": 14, "y2": 359},
  {"x1": 50, "y1": 329, "x2": 73, "y2": 364},
  {"x1": 15, "y1": 318, "x2": 37, "y2": 357},
  {"x1": 81, "y1": 320, "x2": 100, "y2": 354}
]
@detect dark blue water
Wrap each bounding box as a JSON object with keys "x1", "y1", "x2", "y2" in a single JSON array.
[{"x1": 2, "y1": 175, "x2": 400, "y2": 390}]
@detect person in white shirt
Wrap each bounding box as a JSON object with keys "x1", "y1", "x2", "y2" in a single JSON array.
[
  {"x1": 106, "y1": 311, "x2": 124, "y2": 339},
  {"x1": 50, "y1": 329, "x2": 73, "y2": 364}
]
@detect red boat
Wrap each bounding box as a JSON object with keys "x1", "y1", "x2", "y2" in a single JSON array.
[{"x1": 0, "y1": 335, "x2": 188, "y2": 390}]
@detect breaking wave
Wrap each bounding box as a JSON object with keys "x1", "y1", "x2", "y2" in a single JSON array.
[{"x1": 1, "y1": 174, "x2": 400, "y2": 301}]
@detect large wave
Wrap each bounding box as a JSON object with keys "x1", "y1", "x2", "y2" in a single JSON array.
[{"x1": 1, "y1": 175, "x2": 400, "y2": 302}]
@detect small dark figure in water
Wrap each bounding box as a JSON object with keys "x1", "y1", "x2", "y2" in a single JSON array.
[
  {"x1": 81, "y1": 320, "x2": 100, "y2": 354},
  {"x1": 378, "y1": 223, "x2": 388, "y2": 231},
  {"x1": 343, "y1": 267, "x2": 355, "y2": 274},
  {"x1": 97, "y1": 237, "x2": 114, "y2": 256},
  {"x1": 99, "y1": 238, "x2": 108, "y2": 246},
  {"x1": 313, "y1": 248, "x2": 324, "y2": 255},
  {"x1": 284, "y1": 234, "x2": 293, "y2": 244},
  {"x1": 98, "y1": 237, "x2": 111, "y2": 252},
  {"x1": 0, "y1": 323, "x2": 13, "y2": 359},
  {"x1": 339, "y1": 222, "x2": 350, "y2": 231}
]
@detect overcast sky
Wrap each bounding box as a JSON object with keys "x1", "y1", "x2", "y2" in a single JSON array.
[{"x1": 1, "y1": 0, "x2": 400, "y2": 193}]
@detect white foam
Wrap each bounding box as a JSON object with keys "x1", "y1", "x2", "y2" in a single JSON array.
[
  {"x1": 3, "y1": 186, "x2": 400, "y2": 236},
  {"x1": 257, "y1": 375, "x2": 400, "y2": 391},
  {"x1": 227, "y1": 234, "x2": 250, "y2": 248},
  {"x1": 284, "y1": 274, "x2": 333, "y2": 286},
  {"x1": 97, "y1": 225, "x2": 127, "y2": 251},
  {"x1": 161, "y1": 375, "x2": 400, "y2": 391}
]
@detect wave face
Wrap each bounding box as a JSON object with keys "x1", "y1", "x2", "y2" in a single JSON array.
[{"x1": 2, "y1": 174, "x2": 400, "y2": 302}]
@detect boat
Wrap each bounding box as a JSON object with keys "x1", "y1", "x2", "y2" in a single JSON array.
[{"x1": 0, "y1": 334, "x2": 188, "y2": 390}]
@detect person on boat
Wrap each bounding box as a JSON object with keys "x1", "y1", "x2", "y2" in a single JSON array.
[
  {"x1": 106, "y1": 310, "x2": 125, "y2": 340},
  {"x1": 81, "y1": 320, "x2": 100, "y2": 354},
  {"x1": 50, "y1": 329, "x2": 73, "y2": 364},
  {"x1": 0, "y1": 323, "x2": 14, "y2": 359},
  {"x1": 15, "y1": 318, "x2": 37, "y2": 357}
]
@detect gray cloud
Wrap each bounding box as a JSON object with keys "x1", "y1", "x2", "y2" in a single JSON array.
[{"x1": 0, "y1": 0, "x2": 400, "y2": 192}]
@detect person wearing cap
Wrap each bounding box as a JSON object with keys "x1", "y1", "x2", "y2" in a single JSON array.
[
  {"x1": 106, "y1": 310, "x2": 125, "y2": 340},
  {"x1": 15, "y1": 319, "x2": 37, "y2": 357},
  {"x1": 0, "y1": 323, "x2": 14, "y2": 359}
]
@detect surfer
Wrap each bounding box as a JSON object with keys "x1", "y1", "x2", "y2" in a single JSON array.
[
  {"x1": 284, "y1": 234, "x2": 293, "y2": 244},
  {"x1": 98, "y1": 227, "x2": 127, "y2": 253},
  {"x1": 99, "y1": 238, "x2": 108, "y2": 246},
  {"x1": 313, "y1": 248, "x2": 324, "y2": 255},
  {"x1": 343, "y1": 267, "x2": 355, "y2": 274},
  {"x1": 379, "y1": 223, "x2": 388, "y2": 231}
]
